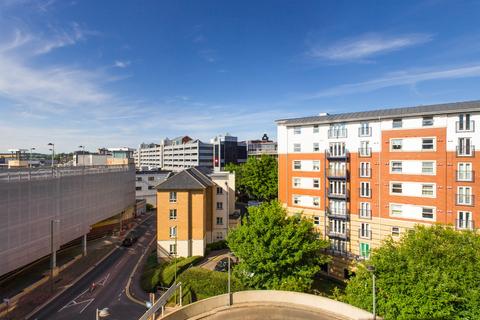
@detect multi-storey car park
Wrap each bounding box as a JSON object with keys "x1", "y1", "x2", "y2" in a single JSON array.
[{"x1": 276, "y1": 100, "x2": 479, "y2": 279}]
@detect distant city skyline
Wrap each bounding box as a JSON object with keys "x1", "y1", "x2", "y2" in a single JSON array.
[{"x1": 1, "y1": 0, "x2": 480, "y2": 152}]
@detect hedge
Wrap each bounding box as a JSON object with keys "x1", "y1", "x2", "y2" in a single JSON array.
[{"x1": 161, "y1": 256, "x2": 203, "y2": 286}]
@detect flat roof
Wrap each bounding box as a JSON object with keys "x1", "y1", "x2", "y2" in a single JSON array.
[{"x1": 276, "y1": 100, "x2": 480, "y2": 126}]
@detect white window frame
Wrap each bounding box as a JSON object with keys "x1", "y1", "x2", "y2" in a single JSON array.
[
  {"x1": 312, "y1": 160, "x2": 320, "y2": 171},
  {"x1": 293, "y1": 160, "x2": 301, "y2": 170},
  {"x1": 313, "y1": 142, "x2": 320, "y2": 152},
  {"x1": 293, "y1": 143, "x2": 301, "y2": 152},
  {"x1": 391, "y1": 226, "x2": 400, "y2": 236},
  {"x1": 421, "y1": 161, "x2": 435, "y2": 175},
  {"x1": 457, "y1": 211, "x2": 473, "y2": 230},
  {"x1": 457, "y1": 186, "x2": 473, "y2": 205},
  {"x1": 360, "y1": 181, "x2": 371, "y2": 198},
  {"x1": 421, "y1": 137, "x2": 436, "y2": 151},
  {"x1": 293, "y1": 178, "x2": 301, "y2": 188},
  {"x1": 390, "y1": 203, "x2": 403, "y2": 216},
  {"x1": 169, "y1": 226, "x2": 177, "y2": 238},
  {"x1": 313, "y1": 178, "x2": 320, "y2": 189},
  {"x1": 313, "y1": 125, "x2": 319, "y2": 133},
  {"x1": 422, "y1": 116, "x2": 434, "y2": 127},
  {"x1": 421, "y1": 184, "x2": 435, "y2": 197},
  {"x1": 313, "y1": 216, "x2": 320, "y2": 225},
  {"x1": 392, "y1": 118, "x2": 403, "y2": 128},
  {"x1": 169, "y1": 209, "x2": 177, "y2": 220},
  {"x1": 169, "y1": 244, "x2": 177, "y2": 255},
  {"x1": 293, "y1": 126, "x2": 301, "y2": 135},
  {"x1": 421, "y1": 207, "x2": 435, "y2": 220},
  {"x1": 169, "y1": 191, "x2": 177, "y2": 203},
  {"x1": 359, "y1": 202, "x2": 371, "y2": 219},
  {"x1": 457, "y1": 162, "x2": 473, "y2": 181},
  {"x1": 390, "y1": 182, "x2": 403, "y2": 195},
  {"x1": 312, "y1": 197, "x2": 320, "y2": 207},
  {"x1": 390, "y1": 139, "x2": 403, "y2": 151},
  {"x1": 293, "y1": 195, "x2": 301, "y2": 205},
  {"x1": 390, "y1": 161, "x2": 403, "y2": 173}
]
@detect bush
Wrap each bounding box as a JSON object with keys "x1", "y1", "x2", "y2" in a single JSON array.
[
  {"x1": 161, "y1": 256, "x2": 203, "y2": 286},
  {"x1": 146, "y1": 203, "x2": 154, "y2": 211},
  {"x1": 140, "y1": 250, "x2": 163, "y2": 292},
  {"x1": 206, "y1": 240, "x2": 228, "y2": 251},
  {"x1": 177, "y1": 267, "x2": 245, "y2": 304}
]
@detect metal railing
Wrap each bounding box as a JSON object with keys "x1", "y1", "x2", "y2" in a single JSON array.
[
  {"x1": 358, "y1": 147, "x2": 372, "y2": 157},
  {"x1": 359, "y1": 187, "x2": 372, "y2": 198},
  {"x1": 456, "y1": 145, "x2": 475, "y2": 157},
  {"x1": 326, "y1": 149, "x2": 349, "y2": 159},
  {"x1": 139, "y1": 282, "x2": 182, "y2": 320},
  {"x1": 455, "y1": 219, "x2": 475, "y2": 230},
  {"x1": 358, "y1": 229, "x2": 372, "y2": 239},
  {"x1": 328, "y1": 128, "x2": 348, "y2": 139},
  {"x1": 456, "y1": 120, "x2": 475, "y2": 132},
  {"x1": 327, "y1": 228, "x2": 350, "y2": 240},
  {"x1": 456, "y1": 170, "x2": 475, "y2": 182},
  {"x1": 0, "y1": 165, "x2": 132, "y2": 182},
  {"x1": 327, "y1": 189, "x2": 349, "y2": 199},
  {"x1": 358, "y1": 127, "x2": 372, "y2": 137},
  {"x1": 359, "y1": 209, "x2": 372, "y2": 219},
  {"x1": 327, "y1": 168, "x2": 348, "y2": 179},
  {"x1": 359, "y1": 168, "x2": 371, "y2": 178},
  {"x1": 456, "y1": 194, "x2": 475, "y2": 206},
  {"x1": 326, "y1": 208, "x2": 350, "y2": 220}
]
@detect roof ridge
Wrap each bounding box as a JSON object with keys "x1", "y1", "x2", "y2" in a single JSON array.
[{"x1": 185, "y1": 168, "x2": 210, "y2": 188}]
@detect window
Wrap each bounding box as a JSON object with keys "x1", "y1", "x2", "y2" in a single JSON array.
[
  {"x1": 136, "y1": 186, "x2": 142, "y2": 191},
  {"x1": 457, "y1": 113, "x2": 473, "y2": 132},
  {"x1": 457, "y1": 211, "x2": 473, "y2": 230},
  {"x1": 294, "y1": 126, "x2": 301, "y2": 134},
  {"x1": 216, "y1": 202, "x2": 223, "y2": 210},
  {"x1": 458, "y1": 137, "x2": 473, "y2": 156},
  {"x1": 136, "y1": 177, "x2": 142, "y2": 181},
  {"x1": 457, "y1": 186, "x2": 473, "y2": 205},
  {"x1": 313, "y1": 197, "x2": 320, "y2": 207},
  {"x1": 422, "y1": 116, "x2": 434, "y2": 126},
  {"x1": 391, "y1": 161, "x2": 403, "y2": 173},
  {"x1": 457, "y1": 163, "x2": 473, "y2": 181},
  {"x1": 313, "y1": 178, "x2": 320, "y2": 189},
  {"x1": 293, "y1": 178, "x2": 301, "y2": 188},
  {"x1": 391, "y1": 227, "x2": 400, "y2": 236},
  {"x1": 293, "y1": 160, "x2": 301, "y2": 170},
  {"x1": 391, "y1": 139, "x2": 403, "y2": 151},
  {"x1": 360, "y1": 243, "x2": 370, "y2": 259},
  {"x1": 169, "y1": 192, "x2": 177, "y2": 203},
  {"x1": 169, "y1": 226, "x2": 177, "y2": 238},
  {"x1": 359, "y1": 122, "x2": 371, "y2": 137},
  {"x1": 360, "y1": 202, "x2": 371, "y2": 218},
  {"x1": 216, "y1": 232, "x2": 224, "y2": 240},
  {"x1": 313, "y1": 216, "x2": 320, "y2": 225},
  {"x1": 313, "y1": 143, "x2": 320, "y2": 152},
  {"x1": 360, "y1": 182, "x2": 371, "y2": 197},
  {"x1": 216, "y1": 217, "x2": 223, "y2": 225},
  {"x1": 422, "y1": 207, "x2": 434, "y2": 219},
  {"x1": 328, "y1": 124, "x2": 347, "y2": 138},
  {"x1": 312, "y1": 160, "x2": 320, "y2": 171},
  {"x1": 391, "y1": 183, "x2": 402, "y2": 194},
  {"x1": 293, "y1": 195, "x2": 300, "y2": 205},
  {"x1": 360, "y1": 223, "x2": 371, "y2": 239},
  {"x1": 313, "y1": 125, "x2": 319, "y2": 133},
  {"x1": 390, "y1": 204, "x2": 403, "y2": 216},
  {"x1": 293, "y1": 143, "x2": 301, "y2": 152},
  {"x1": 359, "y1": 141, "x2": 371, "y2": 157},
  {"x1": 169, "y1": 209, "x2": 177, "y2": 220},
  {"x1": 148, "y1": 176, "x2": 155, "y2": 181},
  {"x1": 360, "y1": 162, "x2": 371, "y2": 177},
  {"x1": 392, "y1": 118, "x2": 402, "y2": 128},
  {"x1": 148, "y1": 186, "x2": 155, "y2": 190},
  {"x1": 216, "y1": 187, "x2": 223, "y2": 194},
  {"x1": 422, "y1": 138, "x2": 435, "y2": 150},
  {"x1": 422, "y1": 184, "x2": 434, "y2": 196},
  {"x1": 169, "y1": 244, "x2": 177, "y2": 255},
  {"x1": 329, "y1": 142, "x2": 346, "y2": 157},
  {"x1": 422, "y1": 161, "x2": 434, "y2": 174}
]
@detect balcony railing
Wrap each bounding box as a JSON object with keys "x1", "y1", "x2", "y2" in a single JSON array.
[
  {"x1": 359, "y1": 188, "x2": 372, "y2": 198},
  {"x1": 326, "y1": 208, "x2": 350, "y2": 220},
  {"x1": 327, "y1": 168, "x2": 348, "y2": 179},
  {"x1": 456, "y1": 120, "x2": 475, "y2": 133},
  {"x1": 456, "y1": 145, "x2": 475, "y2": 157},
  {"x1": 359, "y1": 209, "x2": 372, "y2": 219},
  {"x1": 359, "y1": 168, "x2": 371, "y2": 178},
  {"x1": 327, "y1": 189, "x2": 349, "y2": 199},
  {"x1": 358, "y1": 229, "x2": 372, "y2": 240},
  {"x1": 456, "y1": 219, "x2": 475, "y2": 230},
  {"x1": 328, "y1": 128, "x2": 348, "y2": 139},
  {"x1": 358, "y1": 127, "x2": 372, "y2": 137},
  {"x1": 327, "y1": 228, "x2": 350, "y2": 240},
  {"x1": 326, "y1": 150, "x2": 349, "y2": 160},
  {"x1": 456, "y1": 194, "x2": 475, "y2": 206},
  {"x1": 456, "y1": 170, "x2": 475, "y2": 182},
  {"x1": 358, "y1": 147, "x2": 372, "y2": 157}
]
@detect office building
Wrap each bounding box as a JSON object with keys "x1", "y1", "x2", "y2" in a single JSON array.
[
  {"x1": 276, "y1": 100, "x2": 479, "y2": 279},
  {"x1": 246, "y1": 134, "x2": 278, "y2": 158},
  {"x1": 156, "y1": 167, "x2": 235, "y2": 259},
  {"x1": 211, "y1": 134, "x2": 247, "y2": 171},
  {"x1": 133, "y1": 143, "x2": 163, "y2": 170}
]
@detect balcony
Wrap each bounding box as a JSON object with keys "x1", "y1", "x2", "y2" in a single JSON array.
[
  {"x1": 327, "y1": 189, "x2": 349, "y2": 199},
  {"x1": 326, "y1": 208, "x2": 350, "y2": 220},
  {"x1": 358, "y1": 229, "x2": 372, "y2": 240},
  {"x1": 359, "y1": 209, "x2": 372, "y2": 219},
  {"x1": 359, "y1": 168, "x2": 371, "y2": 178},
  {"x1": 327, "y1": 228, "x2": 349, "y2": 240},
  {"x1": 456, "y1": 194, "x2": 475, "y2": 206},
  {"x1": 456, "y1": 219, "x2": 475, "y2": 230},
  {"x1": 456, "y1": 145, "x2": 475, "y2": 157},
  {"x1": 359, "y1": 188, "x2": 372, "y2": 198},
  {"x1": 358, "y1": 127, "x2": 372, "y2": 137},
  {"x1": 456, "y1": 170, "x2": 475, "y2": 182},
  {"x1": 328, "y1": 128, "x2": 347, "y2": 139},
  {"x1": 326, "y1": 150, "x2": 349, "y2": 160},
  {"x1": 358, "y1": 147, "x2": 372, "y2": 157},
  {"x1": 327, "y1": 168, "x2": 348, "y2": 179},
  {"x1": 456, "y1": 120, "x2": 475, "y2": 133}
]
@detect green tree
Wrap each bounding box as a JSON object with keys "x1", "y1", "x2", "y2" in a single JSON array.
[
  {"x1": 227, "y1": 201, "x2": 330, "y2": 292},
  {"x1": 225, "y1": 155, "x2": 277, "y2": 202},
  {"x1": 344, "y1": 225, "x2": 480, "y2": 320}
]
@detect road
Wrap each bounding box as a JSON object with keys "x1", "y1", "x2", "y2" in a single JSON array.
[{"x1": 30, "y1": 214, "x2": 156, "y2": 320}]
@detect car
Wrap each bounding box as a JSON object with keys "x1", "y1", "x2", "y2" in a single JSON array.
[
  {"x1": 214, "y1": 258, "x2": 230, "y2": 272},
  {"x1": 122, "y1": 231, "x2": 139, "y2": 247}
]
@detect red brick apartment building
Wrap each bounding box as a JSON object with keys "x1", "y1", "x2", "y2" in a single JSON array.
[{"x1": 276, "y1": 101, "x2": 479, "y2": 279}]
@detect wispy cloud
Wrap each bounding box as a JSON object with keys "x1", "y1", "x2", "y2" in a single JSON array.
[
  {"x1": 114, "y1": 60, "x2": 131, "y2": 68},
  {"x1": 304, "y1": 64, "x2": 480, "y2": 98},
  {"x1": 309, "y1": 33, "x2": 433, "y2": 61},
  {"x1": 35, "y1": 22, "x2": 86, "y2": 54}
]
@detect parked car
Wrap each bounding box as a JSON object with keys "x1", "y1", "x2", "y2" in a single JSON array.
[{"x1": 214, "y1": 258, "x2": 230, "y2": 272}]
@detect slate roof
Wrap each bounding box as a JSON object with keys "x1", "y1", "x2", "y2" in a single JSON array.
[
  {"x1": 276, "y1": 100, "x2": 480, "y2": 126},
  {"x1": 156, "y1": 167, "x2": 214, "y2": 190}
]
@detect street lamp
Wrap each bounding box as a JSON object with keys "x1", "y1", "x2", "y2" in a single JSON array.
[
  {"x1": 227, "y1": 252, "x2": 232, "y2": 306},
  {"x1": 174, "y1": 226, "x2": 178, "y2": 304},
  {"x1": 30, "y1": 147, "x2": 36, "y2": 168},
  {"x1": 47, "y1": 143, "x2": 55, "y2": 168},
  {"x1": 367, "y1": 265, "x2": 376, "y2": 320},
  {"x1": 50, "y1": 219, "x2": 60, "y2": 293},
  {"x1": 78, "y1": 145, "x2": 85, "y2": 166}
]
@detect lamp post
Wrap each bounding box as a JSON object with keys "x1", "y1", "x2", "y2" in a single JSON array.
[
  {"x1": 47, "y1": 143, "x2": 55, "y2": 168},
  {"x1": 173, "y1": 225, "x2": 178, "y2": 304},
  {"x1": 227, "y1": 253, "x2": 232, "y2": 306},
  {"x1": 367, "y1": 265, "x2": 376, "y2": 320},
  {"x1": 29, "y1": 147, "x2": 35, "y2": 168},
  {"x1": 50, "y1": 219, "x2": 60, "y2": 293},
  {"x1": 78, "y1": 145, "x2": 85, "y2": 166}
]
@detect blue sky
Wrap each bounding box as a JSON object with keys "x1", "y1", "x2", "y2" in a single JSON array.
[{"x1": 1, "y1": 0, "x2": 480, "y2": 152}]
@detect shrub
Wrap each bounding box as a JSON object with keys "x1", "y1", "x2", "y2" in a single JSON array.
[
  {"x1": 146, "y1": 203, "x2": 154, "y2": 211},
  {"x1": 206, "y1": 240, "x2": 228, "y2": 251},
  {"x1": 161, "y1": 256, "x2": 203, "y2": 286}
]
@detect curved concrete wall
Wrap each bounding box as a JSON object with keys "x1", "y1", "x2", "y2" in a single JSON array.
[{"x1": 161, "y1": 290, "x2": 376, "y2": 320}]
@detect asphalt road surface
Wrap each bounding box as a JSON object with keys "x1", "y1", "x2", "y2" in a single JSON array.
[{"x1": 30, "y1": 214, "x2": 156, "y2": 320}]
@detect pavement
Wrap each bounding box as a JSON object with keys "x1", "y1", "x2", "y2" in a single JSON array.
[{"x1": 27, "y1": 214, "x2": 157, "y2": 320}]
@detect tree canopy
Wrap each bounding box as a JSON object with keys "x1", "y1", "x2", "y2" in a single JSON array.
[
  {"x1": 225, "y1": 155, "x2": 277, "y2": 202},
  {"x1": 344, "y1": 225, "x2": 480, "y2": 320},
  {"x1": 227, "y1": 201, "x2": 330, "y2": 292}
]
